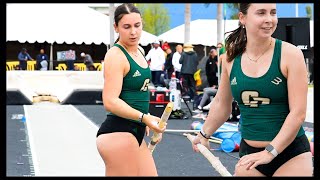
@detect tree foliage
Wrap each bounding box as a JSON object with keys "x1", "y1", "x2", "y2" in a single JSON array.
[
  {"x1": 204, "y1": 3, "x2": 239, "y2": 19},
  {"x1": 135, "y1": 4, "x2": 170, "y2": 36},
  {"x1": 306, "y1": 5, "x2": 312, "y2": 19},
  {"x1": 226, "y1": 3, "x2": 239, "y2": 19}
]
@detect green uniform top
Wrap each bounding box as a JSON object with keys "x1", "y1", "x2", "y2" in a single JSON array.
[
  {"x1": 219, "y1": 46, "x2": 226, "y2": 55},
  {"x1": 229, "y1": 39, "x2": 305, "y2": 141},
  {"x1": 109, "y1": 44, "x2": 151, "y2": 125}
]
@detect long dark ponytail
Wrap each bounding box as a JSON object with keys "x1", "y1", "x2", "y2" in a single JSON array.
[
  {"x1": 225, "y1": 3, "x2": 251, "y2": 62},
  {"x1": 114, "y1": 3, "x2": 141, "y2": 44}
]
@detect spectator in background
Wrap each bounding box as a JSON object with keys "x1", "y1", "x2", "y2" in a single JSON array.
[
  {"x1": 217, "y1": 42, "x2": 226, "y2": 56},
  {"x1": 216, "y1": 42, "x2": 226, "y2": 84},
  {"x1": 161, "y1": 41, "x2": 169, "y2": 51},
  {"x1": 145, "y1": 40, "x2": 165, "y2": 87},
  {"x1": 88, "y1": 64, "x2": 96, "y2": 71},
  {"x1": 172, "y1": 44, "x2": 183, "y2": 80},
  {"x1": 179, "y1": 43, "x2": 199, "y2": 101},
  {"x1": 205, "y1": 49, "x2": 218, "y2": 87},
  {"x1": 17, "y1": 48, "x2": 34, "y2": 70},
  {"x1": 36, "y1": 48, "x2": 49, "y2": 70},
  {"x1": 74, "y1": 65, "x2": 80, "y2": 71},
  {"x1": 161, "y1": 41, "x2": 169, "y2": 58},
  {"x1": 40, "y1": 59, "x2": 48, "y2": 71},
  {"x1": 66, "y1": 49, "x2": 75, "y2": 71},
  {"x1": 163, "y1": 45, "x2": 174, "y2": 80},
  {"x1": 81, "y1": 52, "x2": 94, "y2": 71}
]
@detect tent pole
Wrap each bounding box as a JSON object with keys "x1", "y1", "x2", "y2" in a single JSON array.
[
  {"x1": 49, "y1": 43, "x2": 53, "y2": 70},
  {"x1": 109, "y1": 3, "x2": 115, "y2": 47}
]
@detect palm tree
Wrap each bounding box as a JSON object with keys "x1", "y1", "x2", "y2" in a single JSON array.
[
  {"x1": 184, "y1": 3, "x2": 191, "y2": 43},
  {"x1": 217, "y1": 4, "x2": 223, "y2": 45},
  {"x1": 109, "y1": 3, "x2": 115, "y2": 47}
]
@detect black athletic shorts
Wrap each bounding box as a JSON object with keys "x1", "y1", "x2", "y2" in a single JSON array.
[
  {"x1": 97, "y1": 115, "x2": 146, "y2": 146},
  {"x1": 239, "y1": 134, "x2": 311, "y2": 177}
]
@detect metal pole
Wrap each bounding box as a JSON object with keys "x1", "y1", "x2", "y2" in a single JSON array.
[
  {"x1": 184, "y1": 3, "x2": 191, "y2": 43},
  {"x1": 109, "y1": 3, "x2": 115, "y2": 47},
  {"x1": 295, "y1": 3, "x2": 299, "y2": 17},
  {"x1": 217, "y1": 4, "x2": 223, "y2": 45},
  {"x1": 49, "y1": 43, "x2": 53, "y2": 70},
  {"x1": 223, "y1": 3, "x2": 227, "y2": 40},
  {"x1": 217, "y1": 4, "x2": 223, "y2": 85}
]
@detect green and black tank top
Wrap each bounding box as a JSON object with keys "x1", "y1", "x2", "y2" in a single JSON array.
[
  {"x1": 109, "y1": 44, "x2": 151, "y2": 125},
  {"x1": 230, "y1": 39, "x2": 305, "y2": 141}
]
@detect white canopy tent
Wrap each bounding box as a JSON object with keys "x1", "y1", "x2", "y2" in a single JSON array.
[
  {"x1": 7, "y1": 3, "x2": 158, "y2": 70},
  {"x1": 6, "y1": 3, "x2": 158, "y2": 46},
  {"x1": 158, "y1": 19, "x2": 239, "y2": 47},
  {"x1": 158, "y1": 19, "x2": 314, "y2": 47}
]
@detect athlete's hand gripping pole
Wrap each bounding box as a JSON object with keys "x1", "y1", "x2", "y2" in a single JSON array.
[
  {"x1": 148, "y1": 102, "x2": 173, "y2": 153},
  {"x1": 184, "y1": 133, "x2": 232, "y2": 176}
]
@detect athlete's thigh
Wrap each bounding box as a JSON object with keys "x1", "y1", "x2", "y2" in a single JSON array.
[
  {"x1": 137, "y1": 140, "x2": 158, "y2": 176},
  {"x1": 234, "y1": 163, "x2": 265, "y2": 177},
  {"x1": 273, "y1": 152, "x2": 313, "y2": 177},
  {"x1": 96, "y1": 132, "x2": 140, "y2": 167}
]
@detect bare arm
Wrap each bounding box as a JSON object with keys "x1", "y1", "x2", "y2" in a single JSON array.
[
  {"x1": 269, "y1": 43, "x2": 308, "y2": 153},
  {"x1": 103, "y1": 48, "x2": 136, "y2": 119},
  {"x1": 102, "y1": 47, "x2": 165, "y2": 133}
]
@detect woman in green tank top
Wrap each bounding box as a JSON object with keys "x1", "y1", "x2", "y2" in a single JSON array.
[
  {"x1": 96, "y1": 3, "x2": 166, "y2": 176},
  {"x1": 190, "y1": 3, "x2": 312, "y2": 177}
]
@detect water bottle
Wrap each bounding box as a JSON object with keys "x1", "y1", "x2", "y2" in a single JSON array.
[
  {"x1": 169, "y1": 72, "x2": 181, "y2": 110},
  {"x1": 169, "y1": 72, "x2": 177, "y2": 103},
  {"x1": 169, "y1": 72, "x2": 177, "y2": 91},
  {"x1": 170, "y1": 90, "x2": 175, "y2": 103}
]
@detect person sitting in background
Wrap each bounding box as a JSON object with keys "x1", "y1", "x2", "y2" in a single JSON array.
[
  {"x1": 197, "y1": 85, "x2": 218, "y2": 111},
  {"x1": 88, "y1": 64, "x2": 96, "y2": 71},
  {"x1": 74, "y1": 65, "x2": 80, "y2": 71}
]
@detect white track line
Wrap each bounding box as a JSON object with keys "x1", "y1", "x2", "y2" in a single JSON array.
[
  {"x1": 23, "y1": 103, "x2": 104, "y2": 176},
  {"x1": 23, "y1": 105, "x2": 40, "y2": 176}
]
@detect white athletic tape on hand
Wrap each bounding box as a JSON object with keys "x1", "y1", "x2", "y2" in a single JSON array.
[{"x1": 148, "y1": 102, "x2": 173, "y2": 153}]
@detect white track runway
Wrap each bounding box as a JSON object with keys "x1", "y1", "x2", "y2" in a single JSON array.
[{"x1": 23, "y1": 103, "x2": 104, "y2": 176}]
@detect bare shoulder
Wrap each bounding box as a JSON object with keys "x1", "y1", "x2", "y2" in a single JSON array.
[
  {"x1": 281, "y1": 41, "x2": 305, "y2": 63},
  {"x1": 222, "y1": 53, "x2": 233, "y2": 73},
  {"x1": 104, "y1": 46, "x2": 126, "y2": 64}
]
